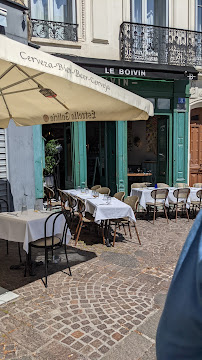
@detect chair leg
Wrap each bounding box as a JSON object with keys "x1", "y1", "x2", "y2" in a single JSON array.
[
  {"x1": 186, "y1": 206, "x2": 190, "y2": 221},
  {"x1": 122, "y1": 223, "x2": 127, "y2": 235},
  {"x1": 45, "y1": 248, "x2": 48, "y2": 288},
  {"x1": 153, "y1": 206, "x2": 156, "y2": 224},
  {"x1": 74, "y1": 218, "x2": 81, "y2": 239},
  {"x1": 64, "y1": 244, "x2": 72, "y2": 276},
  {"x1": 75, "y1": 220, "x2": 83, "y2": 246},
  {"x1": 101, "y1": 225, "x2": 105, "y2": 245},
  {"x1": 18, "y1": 242, "x2": 22, "y2": 263},
  {"x1": 164, "y1": 205, "x2": 169, "y2": 224},
  {"x1": 175, "y1": 205, "x2": 178, "y2": 222},
  {"x1": 113, "y1": 225, "x2": 117, "y2": 247},
  {"x1": 134, "y1": 223, "x2": 141, "y2": 245},
  {"x1": 6, "y1": 240, "x2": 8, "y2": 255},
  {"x1": 128, "y1": 221, "x2": 132, "y2": 239}
]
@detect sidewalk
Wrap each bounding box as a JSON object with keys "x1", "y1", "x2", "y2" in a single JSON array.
[{"x1": 0, "y1": 217, "x2": 193, "y2": 359}]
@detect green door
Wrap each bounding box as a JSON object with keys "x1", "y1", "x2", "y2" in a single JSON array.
[{"x1": 157, "y1": 116, "x2": 169, "y2": 184}]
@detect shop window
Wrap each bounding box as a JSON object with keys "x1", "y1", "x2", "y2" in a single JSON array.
[{"x1": 157, "y1": 98, "x2": 170, "y2": 110}]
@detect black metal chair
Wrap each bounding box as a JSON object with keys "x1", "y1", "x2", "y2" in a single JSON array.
[
  {"x1": 0, "y1": 198, "x2": 22, "y2": 262},
  {"x1": 27, "y1": 210, "x2": 72, "y2": 287}
]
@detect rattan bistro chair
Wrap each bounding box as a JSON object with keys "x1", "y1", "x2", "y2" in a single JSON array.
[
  {"x1": 57, "y1": 189, "x2": 71, "y2": 211},
  {"x1": 97, "y1": 187, "x2": 110, "y2": 195},
  {"x1": 74, "y1": 199, "x2": 102, "y2": 246},
  {"x1": 146, "y1": 189, "x2": 169, "y2": 224},
  {"x1": 113, "y1": 192, "x2": 125, "y2": 201},
  {"x1": 27, "y1": 210, "x2": 71, "y2": 287},
  {"x1": 131, "y1": 183, "x2": 147, "y2": 188},
  {"x1": 110, "y1": 196, "x2": 141, "y2": 247},
  {"x1": 44, "y1": 185, "x2": 61, "y2": 208},
  {"x1": 91, "y1": 185, "x2": 101, "y2": 191},
  {"x1": 193, "y1": 183, "x2": 202, "y2": 188},
  {"x1": 169, "y1": 188, "x2": 190, "y2": 222},
  {"x1": 191, "y1": 189, "x2": 202, "y2": 215},
  {"x1": 157, "y1": 183, "x2": 169, "y2": 188}
]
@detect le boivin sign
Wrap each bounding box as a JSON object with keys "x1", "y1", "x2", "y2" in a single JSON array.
[{"x1": 104, "y1": 67, "x2": 146, "y2": 77}]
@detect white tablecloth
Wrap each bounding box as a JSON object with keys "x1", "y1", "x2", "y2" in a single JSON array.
[
  {"x1": 85, "y1": 197, "x2": 136, "y2": 223},
  {"x1": 0, "y1": 209, "x2": 71, "y2": 253},
  {"x1": 131, "y1": 187, "x2": 201, "y2": 210}
]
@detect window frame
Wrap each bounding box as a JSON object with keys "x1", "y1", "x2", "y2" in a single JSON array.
[{"x1": 130, "y1": 0, "x2": 169, "y2": 27}]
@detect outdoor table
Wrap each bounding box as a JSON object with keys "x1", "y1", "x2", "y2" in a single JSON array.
[
  {"x1": 85, "y1": 196, "x2": 136, "y2": 223},
  {"x1": 130, "y1": 186, "x2": 201, "y2": 210},
  {"x1": 0, "y1": 209, "x2": 71, "y2": 254}
]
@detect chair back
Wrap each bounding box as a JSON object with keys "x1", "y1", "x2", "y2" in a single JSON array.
[
  {"x1": 114, "y1": 191, "x2": 125, "y2": 201},
  {"x1": 151, "y1": 189, "x2": 168, "y2": 201},
  {"x1": 77, "y1": 198, "x2": 85, "y2": 214},
  {"x1": 196, "y1": 189, "x2": 202, "y2": 201},
  {"x1": 97, "y1": 187, "x2": 110, "y2": 195},
  {"x1": 124, "y1": 195, "x2": 139, "y2": 212},
  {"x1": 91, "y1": 185, "x2": 101, "y2": 191},
  {"x1": 131, "y1": 183, "x2": 146, "y2": 188},
  {"x1": 157, "y1": 183, "x2": 169, "y2": 188},
  {"x1": 44, "y1": 185, "x2": 54, "y2": 200},
  {"x1": 58, "y1": 189, "x2": 68, "y2": 208},
  {"x1": 173, "y1": 188, "x2": 190, "y2": 201},
  {"x1": 193, "y1": 183, "x2": 202, "y2": 188},
  {"x1": 67, "y1": 194, "x2": 77, "y2": 211},
  {"x1": 44, "y1": 210, "x2": 70, "y2": 247},
  {"x1": 174, "y1": 183, "x2": 188, "y2": 188}
]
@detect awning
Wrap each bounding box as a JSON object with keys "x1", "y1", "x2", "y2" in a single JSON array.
[{"x1": 0, "y1": 35, "x2": 154, "y2": 128}]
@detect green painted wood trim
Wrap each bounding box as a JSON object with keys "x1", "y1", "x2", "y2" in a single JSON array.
[
  {"x1": 71, "y1": 122, "x2": 87, "y2": 187},
  {"x1": 155, "y1": 112, "x2": 173, "y2": 186},
  {"x1": 116, "y1": 121, "x2": 128, "y2": 195},
  {"x1": 33, "y1": 125, "x2": 43, "y2": 199}
]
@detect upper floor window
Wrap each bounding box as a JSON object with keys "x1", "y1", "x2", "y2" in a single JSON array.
[
  {"x1": 197, "y1": 0, "x2": 202, "y2": 31},
  {"x1": 31, "y1": 0, "x2": 76, "y2": 24},
  {"x1": 131, "y1": 0, "x2": 168, "y2": 27}
]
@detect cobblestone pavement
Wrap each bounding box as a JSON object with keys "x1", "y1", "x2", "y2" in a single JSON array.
[{"x1": 0, "y1": 215, "x2": 194, "y2": 360}]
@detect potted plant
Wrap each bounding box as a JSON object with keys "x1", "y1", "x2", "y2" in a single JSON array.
[{"x1": 44, "y1": 139, "x2": 60, "y2": 187}]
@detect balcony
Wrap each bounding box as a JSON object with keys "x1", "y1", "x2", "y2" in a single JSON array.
[
  {"x1": 31, "y1": 19, "x2": 78, "y2": 42},
  {"x1": 120, "y1": 22, "x2": 202, "y2": 67}
]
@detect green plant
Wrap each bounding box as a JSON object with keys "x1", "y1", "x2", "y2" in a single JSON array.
[{"x1": 44, "y1": 139, "x2": 59, "y2": 176}]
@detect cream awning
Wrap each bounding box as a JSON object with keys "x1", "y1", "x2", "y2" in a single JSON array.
[{"x1": 0, "y1": 35, "x2": 154, "y2": 128}]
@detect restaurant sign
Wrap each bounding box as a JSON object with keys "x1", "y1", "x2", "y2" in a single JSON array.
[{"x1": 104, "y1": 67, "x2": 146, "y2": 77}]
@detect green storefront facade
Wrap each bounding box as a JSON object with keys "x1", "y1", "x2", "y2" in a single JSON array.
[{"x1": 33, "y1": 59, "x2": 197, "y2": 199}]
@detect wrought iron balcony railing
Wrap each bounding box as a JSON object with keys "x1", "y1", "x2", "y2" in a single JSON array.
[
  {"x1": 120, "y1": 22, "x2": 202, "y2": 67},
  {"x1": 31, "y1": 19, "x2": 78, "y2": 42}
]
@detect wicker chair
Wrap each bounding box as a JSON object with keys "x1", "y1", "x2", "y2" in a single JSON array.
[
  {"x1": 191, "y1": 189, "x2": 202, "y2": 215},
  {"x1": 110, "y1": 195, "x2": 141, "y2": 247},
  {"x1": 113, "y1": 192, "x2": 125, "y2": 201},
  {"x1": 146, "y1": 189, "x2": 169, "y2": 224},
  {"x1": 131, "y1": 183, "x2": 147, "y2": 188},
  {"x1": 157, "y1": 183, "x2": 169, "y2": 188},
  {"x1": 74, "y1": 199, "x2": 102, "y2": 246},
  {"x1": 169, "y1": 188, "x2": 190, "y2": 221},
  {"x1": 91, "y1": 185, "x2": 101, "y2": 191},
  {"x1": 193, "y1": 183, "x2": 202, "y2": 188},
  {"x1": 44, "y1": 185, "x2": 61, "y2": 208},
  {"x1": 57, "y1": 189, "x2": 71, "y2": 211},
  {"x1": 174, "y1": 183, "x2": 188, "y2": 188},
  {"x1": 97, "y1": 187, "x2": 110, "y2": 195}
]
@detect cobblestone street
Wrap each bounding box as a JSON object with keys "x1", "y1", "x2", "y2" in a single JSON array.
[{"x1": 0, "y1": 216, "x2": 194, "y2": 360}]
